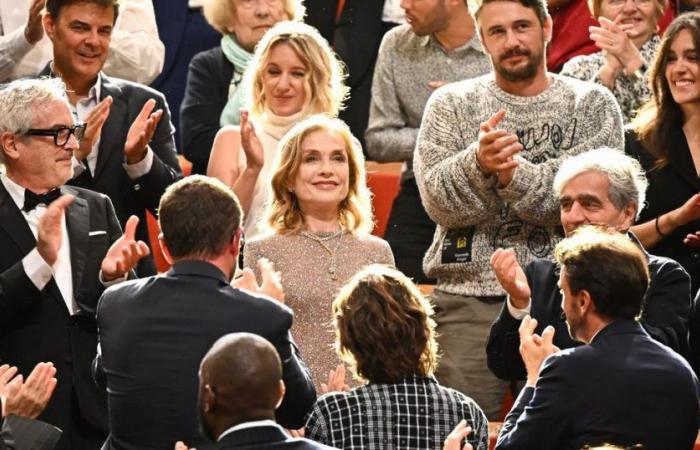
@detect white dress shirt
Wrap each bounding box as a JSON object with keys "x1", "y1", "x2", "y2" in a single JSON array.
[
  {"x1": 68, "y1": 72, "x2": 154, "y2": 179},
  {"x1": 1, "y1": 173, "x2": 76, "y2": 314},
  {"x1": 0, "y1": 0, "x2": 165, "y2": 84}
]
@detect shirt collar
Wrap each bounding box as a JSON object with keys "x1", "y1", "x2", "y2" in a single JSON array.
[
  {"x1": 0, "y1": 173, "x2": 28, "y2": 211},
  {"x1": 217, "y1": 419, "x2": 279, "y2": 442},
  {"x1": 420, "y1": 33, "x2": 484, "y2": 54},
  {"x1": 47, "y1": 62, "x2": 103, "y2": 102}
]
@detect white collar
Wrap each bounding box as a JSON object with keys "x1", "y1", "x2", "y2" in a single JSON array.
[
  {"x1": 1, "y1": 173, "x2": 29, "y2": 210},
  {"x1": 217, "y1": 419, "x2": 279, "y2": 442}
]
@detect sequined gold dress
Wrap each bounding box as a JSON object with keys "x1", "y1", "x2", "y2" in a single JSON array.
[{"x1": 243, "y1": 231, "x2": 394, "y2": 387}]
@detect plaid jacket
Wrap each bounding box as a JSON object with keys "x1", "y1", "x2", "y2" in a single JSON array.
[{"x1": 305, "y1": 376, "x2": 488, "y2": 450}]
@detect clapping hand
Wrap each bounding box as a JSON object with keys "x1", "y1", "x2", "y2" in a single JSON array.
[
  {"x1": 321, "y1": 364, "x2": 350, "y2": 394},
  {"x1": 233, "y1": 258, "x2": 285, "y2": 302},
  {"x1": 174, "y1": 442, "x2": 195, "y2": 450},
  {"x1": 0, "y1": 362, "x2": 57, "y2": 419},
  {"x1": 24, "y1": 0, "x2": 44, "y2": 45},
  {"x1": 239, "y1": 110, "x2": 264, "y2": 172},
  {"x1": 491, "y1": 248, "x2": 531, "y2": 309},
  {"x1": 100, "y1": 215, "x2": 150, "y2": 281},
  {"x1": 37, "y1": 195, "x2": 75, "y2": 266},
  {"x1": 124, "y1": 99, "x2": 163, "y2": 164},
  {"x1": 590, "y1": 17, "x2": 644, "y2": 75},
  {"x1": 476, "y1": 110, "x2": 521, "y2": 187},
  {"x1": 444, "y1": 420, "x2": 474, "y2": 450},
  {"x1": 75, "y1": 97, "x2": 112, "y2": 162},
  {"x1": 519, "y1": 316, "x2": 560, "y2": 386}
]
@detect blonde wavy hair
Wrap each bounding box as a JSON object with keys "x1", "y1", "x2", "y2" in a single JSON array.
[
  {"x1": 266, "y1": 115, "x2": 373, "y2": 235},
  {"x1": 245, "y1": 21, "x2": 348, "y2": 118},
  {"x1": 202, "y1": 0, "x2": 305, "y2": 35}
]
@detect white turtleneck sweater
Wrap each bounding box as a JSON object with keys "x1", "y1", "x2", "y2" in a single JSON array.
[{"x1": 238, "y1": 107, "x2": 310, "y2": 240}]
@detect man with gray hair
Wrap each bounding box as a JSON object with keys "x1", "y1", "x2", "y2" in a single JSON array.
[
  {"x1": 0, "y1": 77, "x2": 149, "y2": 450},
  {"x1": 487, "y1": 147, "x2": 692, "y2": 383}
]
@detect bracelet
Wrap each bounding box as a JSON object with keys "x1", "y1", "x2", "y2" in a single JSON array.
[{"x1": 655, "y1": 216, "x2": 667, "y2": 238}]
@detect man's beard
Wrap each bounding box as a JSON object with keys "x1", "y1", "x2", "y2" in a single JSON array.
[{"x1": 494, "y1": 47, "x2": 542, "y2": 82}]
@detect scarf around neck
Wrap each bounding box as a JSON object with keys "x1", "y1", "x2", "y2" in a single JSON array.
[{"x1": 220, "y1": 34, "x2": 254, "y2": 127}]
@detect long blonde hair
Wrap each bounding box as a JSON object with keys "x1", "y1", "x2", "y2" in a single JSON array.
[
  {"x1": 266, "y1": 115, "x2": 373, "y2": 235},
  {"x1": 245, "y1": 21, "x2": 348, "y2": 119}
]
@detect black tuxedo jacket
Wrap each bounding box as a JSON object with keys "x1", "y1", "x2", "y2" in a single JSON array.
[
  {"x1": 487, "y1": 235, "x2": 692, "y2": 381},
  {"x1": 495, "y1": 321, "x2": 700, "y2": 450},
  {"x1": 38, "y1": 66, "x2": 183, "y2": 275},
  {"x1": 94, "y1": 260, "x2": 316, "y2": 450},
  {"x1": 0, "y1": 401, "x2": 62, "y2": 450},
  {"x1": 0, "y1": 183, "x2": 123, "y2": 448},
  {"x1": 217, "y1": 424, "x2": 336, "y2": 450}
]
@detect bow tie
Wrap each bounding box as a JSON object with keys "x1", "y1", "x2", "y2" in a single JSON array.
[{"x1": 23, "y1": 189, "x2": 61, "y2": 212}]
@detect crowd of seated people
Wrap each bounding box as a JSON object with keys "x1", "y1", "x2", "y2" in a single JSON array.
[{"x1": 1, "y1": 0, "x2": 700, "y2": 449}]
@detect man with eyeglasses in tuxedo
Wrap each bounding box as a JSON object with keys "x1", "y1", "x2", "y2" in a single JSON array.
[{"x1": 0, "y1": 78, "x2": 150, "y2": 450}]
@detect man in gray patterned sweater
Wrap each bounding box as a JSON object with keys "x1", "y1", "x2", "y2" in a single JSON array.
[
  {"x1": 413, "y1": 0, "x2": 623, "y2": 419},
  {"x1": 365, "y1": 0, "x2": 491, "y2": 283}
]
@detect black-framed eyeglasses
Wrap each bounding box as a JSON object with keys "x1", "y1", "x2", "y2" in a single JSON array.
[{"x1": 24, "y1": 123, "x2": 86, "y2": 147}]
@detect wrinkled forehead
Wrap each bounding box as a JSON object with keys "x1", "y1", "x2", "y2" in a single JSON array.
[{"x1": 30, "y1": 99, "x2": 75, "y2": 128}]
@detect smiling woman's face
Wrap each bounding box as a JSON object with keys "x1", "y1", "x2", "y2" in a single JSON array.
[
  {"x1": 228, "y1": 0, "x2": 288, "y2": 51},
  {"x1": 291, "y1": 129, "x2": 350, "y2": 215}
]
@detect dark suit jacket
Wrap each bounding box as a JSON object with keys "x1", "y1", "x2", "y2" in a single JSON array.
[
  {"x1": 495, "y1": 320, "x2": 700, "y2": 450},
  {"x1": 217, "y1": 424, "x2": 336, "y2": 450},
  {"x1": 38, "y1": 66, "x2": 183, "y2": 275},
  {"x1": 94, "y1": 260, "x2": 316, "y2": 450},
  {"x1": 625, "y1": 129, "x2": 700, "y2": 294},
  {"x1": 0, "y1": 409, "x2": 62, "y2": 450},
  {"x1": 151, "y1": 0, "x2": 220, "y2": 147},
  {"x1": 0, "y1": 183, "x2": 123, "y2": 449},
  {"x1": 487, "y1": 236, "x2": 692, "y2": 381},
  {"x1": 180, "y1": 46, "x2": 233, "y2": 175}
]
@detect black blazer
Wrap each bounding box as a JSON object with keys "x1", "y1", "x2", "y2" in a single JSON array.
[
  {"x1": 487, "y1": 236, "x2": 693, "y2": 381},
  {"x1": 151, "y1": 0, "x2": 220, "y2": 145},
  {"x1": 0, "y1": 183, "x2": 124, "y2": 449},
  {"x1": 625, "y1": 128, "x2": 700, "y2": 294},
  {"x1": 38, "y1": 66, "x2": 183, "y2": 275},
  {"x1": 217, "y1": 424, "x2": 337, "y2": 450},
  {"x1": 180, "y1": 46, "x2": 234, "y2": 175},
  {"x1": 495, "y1": 320, "x2": 700, "y2": 450},
  {"x1": 94, "y1": 260, "x2": 316, "y2": 450},
  {"x1": 0, "y1": 408, "x2": 62, "y2": 450}
]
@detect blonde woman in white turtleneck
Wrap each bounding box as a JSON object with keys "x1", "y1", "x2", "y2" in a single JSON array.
[{"x1": 207, "y1": 21, "x2": 348, "y2": 240}]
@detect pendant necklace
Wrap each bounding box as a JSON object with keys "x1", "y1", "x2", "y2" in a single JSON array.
[{"x1": 299, "y1": 229, "x2": 345, "y2": 280}]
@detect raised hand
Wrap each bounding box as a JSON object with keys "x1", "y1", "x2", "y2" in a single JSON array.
[
  {"x1": 174, "y1": 442, "x2": 194, "y2": 450},
  {"x1": 519, "y1": 316, "x2": 559, "y2": 386},
  {"x1": 124, "y1": 99, "x2": 163, "y2": 164},
  {"x1": 239, "y1": 110, "x2": 264, "y2": 172},
  {"x1": 0, "y1": 362, "x2": 57, "y2": 419},
  {"x1": 444, "y1": 420, "x2": 474, "y2": 450},
  {"x1": 24, "y1": 0, "x2": 44, "y2": 45},
  {"x1": 590, "y1": 17, "x2": 643, "y2": 74},
  {"x1": 321, "y1": 364, "x2": 350, "y2": 394},
  {"x1": 476, "y1": 110, "x2": 521, "y2": 186},
  {"x1": 490, "y1": 248, "x2": 531, "y2": 309},
  {"x1": 233, "y1": 258, "x2": 285, "y2": 303},
  {"x1": 75, "y1": 96, "x2": 113, "y2": 162},
  {"x1": 101, "y1": 215, "x2": 150, "y2": 281},
  {"x1": 37, "y1": 195, "x2": 75, "y2": 266}
]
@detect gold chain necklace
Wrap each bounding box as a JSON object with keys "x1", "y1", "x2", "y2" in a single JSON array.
[{"x1": 299, "y1": 229, "x2": 345, "y2": 280}]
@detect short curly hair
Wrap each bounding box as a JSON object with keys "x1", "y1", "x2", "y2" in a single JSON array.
[
  {"x1": 332, "y1": 264, "x2": 439, "y2": 383},
  {"x1": 245, "y1": 21, "x2": 348, "y2": 119}
]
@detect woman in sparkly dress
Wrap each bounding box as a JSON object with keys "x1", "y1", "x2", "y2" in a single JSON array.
[
  {"x1": 243, "y1": 115, "x2": 394, "y2": 387},
  {"x1": 207, "y1": 21, "x2": 347, "y2": 241}
]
